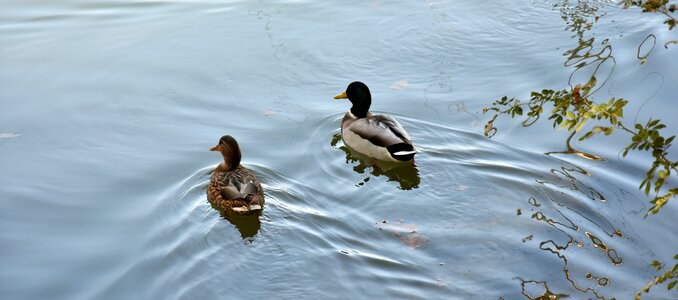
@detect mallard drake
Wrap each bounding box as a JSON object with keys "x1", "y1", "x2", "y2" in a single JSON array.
[
  {"x1": 334, "y1": 81, "x2": 416, "y2": 162},
  {"x1": 208, "y1": 135, "x2": 264, "y2": 213}
]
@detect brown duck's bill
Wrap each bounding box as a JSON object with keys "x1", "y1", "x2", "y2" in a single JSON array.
[
  {"x1": 210, "y1": 145, "x2": 219, "y2": 151},
  {"x1": 334, "y1": 92, "x2": 348, "y2": 99}
]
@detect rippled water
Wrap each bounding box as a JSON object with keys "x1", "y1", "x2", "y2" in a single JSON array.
[{"x1": 2, "y1": 0, "x2": 677, "y2": 299}]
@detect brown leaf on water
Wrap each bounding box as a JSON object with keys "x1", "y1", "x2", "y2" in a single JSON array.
[
  {"x1": 400, "y1": 232, "x2": 427, "y2": 248},
  {"x1": 572, "y1": 85, "x2": 582, "y2": 106},
  {"x1": 665, "y1": 40, "x2": 678, "y2": 49},
  {"x1": 0, "y1": 133, "x2": 20, "y2": 139},
  {"x1": 376, "y1": 220, "x2": 427, "y2": 248}
]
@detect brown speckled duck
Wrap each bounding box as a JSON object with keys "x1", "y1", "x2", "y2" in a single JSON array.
[{"x1": 208, "y1": 135, "x2": 264, "y2": 213}]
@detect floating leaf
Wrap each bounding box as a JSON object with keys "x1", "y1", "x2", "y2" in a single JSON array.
[
  {"x1": 377, "y1": 220, "x2": 427, "y2": 248},
  {"x1": 389, "y1": 79, "x2": 409, "y2": 90},
  {"x1": 0, "y1": 133, "x2": 20, "y2": 139},
  {"x1": 400, "y1": 232, "x2": 427, "y2": 248}
]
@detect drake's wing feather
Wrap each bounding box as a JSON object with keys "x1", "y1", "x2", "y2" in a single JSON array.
[
  {"x1": 347, "y1": 114, "x2": 411, "y2": 147},
  {"x1": 372, "y1": 114, "x2": 412, "y2": 143}
]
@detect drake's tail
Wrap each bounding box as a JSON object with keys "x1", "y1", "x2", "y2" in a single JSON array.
[{"x1": 387, "y1": 143, "x2": 416, "y2": 161}]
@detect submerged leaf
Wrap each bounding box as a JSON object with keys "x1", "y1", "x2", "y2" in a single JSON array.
[
  {"x1": 0, "y1": 133, "x2": 20, "y2": 139},
  {"x1": 389, "y1": 79, "x2": 409, "y2": 90},
  {"x1": 400, "y1": 233, "x2": 427, "y2": 248}
]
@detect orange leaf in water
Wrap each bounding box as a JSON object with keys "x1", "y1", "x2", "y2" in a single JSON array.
[{"x1": 400, "y1": 233, "x2": 427, "y2": 248}]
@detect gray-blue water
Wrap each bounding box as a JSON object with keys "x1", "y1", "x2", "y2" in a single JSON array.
[{"x1": 1, "y1": 0, "x2": 677, "y2": 299}]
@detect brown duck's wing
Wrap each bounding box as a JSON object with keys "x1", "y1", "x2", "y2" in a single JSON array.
[
  {"x1": 240, "y1": 181, "x2": 258, "y2": 196},
  {"x1": 220, "y1": 186, "x2": 242, "y2": 200},
  {"x1": 223, "y1": 168, "x2": 262, "y2": 198},
  {"x1": 220, "y1": 181, "x2": 258, "y2": 200},
  {"x1": 347, "y1": 114, "x2": 412, "y2": 147}
]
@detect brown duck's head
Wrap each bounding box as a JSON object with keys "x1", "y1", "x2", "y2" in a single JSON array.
[{"x1": 210, "y1": 135, "x2": 242, "y2": 170}]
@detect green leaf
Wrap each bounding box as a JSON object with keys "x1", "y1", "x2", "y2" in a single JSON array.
[
  {"x1": 566, "y1": 111, "x2": 575, "y2": 120},
  {"x1": 659, "y1": 170, "x2": 668, "y2": 179},
  {"x1": 651, "y1": 260, "x2": 664, "y2": 270},
  {"x1": 575, "y1": 120, "x2": 588, "y2": 132}
]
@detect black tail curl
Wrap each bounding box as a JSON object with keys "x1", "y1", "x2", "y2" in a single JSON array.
[{"x1": 387, "y1": 143, "x2": 416, "y2": 161}]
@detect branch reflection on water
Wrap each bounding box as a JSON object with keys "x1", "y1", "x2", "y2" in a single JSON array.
[
  {"x1": 330, "y1": 133, "x2": 420, "y2": 190},
  {"x1": 516, "y1": 160, "x2": 625, "y2": 300}
]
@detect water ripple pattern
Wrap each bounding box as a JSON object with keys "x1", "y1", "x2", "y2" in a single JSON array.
[{"x1": 1, "y1": 0, "x2": 677, "y2": 299}]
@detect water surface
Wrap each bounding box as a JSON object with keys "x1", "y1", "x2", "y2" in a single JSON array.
[{"x1": 1, "y1": 0, "x2": 677, "y2": 299}]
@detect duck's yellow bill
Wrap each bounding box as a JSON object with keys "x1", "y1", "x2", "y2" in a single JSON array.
[{"x1": 334, "y1": 92, "x2": 348, "y2": 99}]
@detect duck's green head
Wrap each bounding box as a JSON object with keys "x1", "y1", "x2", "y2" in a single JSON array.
[
  {"x1": 210, "y1": 135, "x2": 242, "y2": 170},
  {"x1": 334, "y1": 81, "x2": 371, "y2": 118}
]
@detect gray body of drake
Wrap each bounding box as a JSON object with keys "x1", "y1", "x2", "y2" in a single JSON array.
[{"x1": 341, "y1": 110, "x2": 416, "y2": 162}]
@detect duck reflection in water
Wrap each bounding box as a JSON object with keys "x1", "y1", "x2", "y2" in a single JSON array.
[
  {"x1": 216, "y1": 209, "x2": 261, "y2": 239},
  {"x1": 331, "y1": 133, "x2": 420, "y2": 190}
]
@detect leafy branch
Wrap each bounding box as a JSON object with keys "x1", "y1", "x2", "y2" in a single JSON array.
[
  {"x1": 636, "y1": 256, "x2": 678, "y2": 299},
  {"x1": 483, "y1": 75, "x2": 678, "y2": 298},
  {"x1": 483, "y1": 76, "x2": 677, "y2": 216},
  {"x1": 620, "y1": 2, "x2": 678, "y2": 297},
  {"x1": 623, "y1": 0, "x2": 678, "y2": 30}
]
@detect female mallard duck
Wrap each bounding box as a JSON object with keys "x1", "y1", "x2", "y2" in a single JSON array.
[
  {"x1": 334, "y1": 81, "x2": 416, "y2": 162},
  {"x1": 208, "y1": 135, "x2": 264, "y2": 213}
]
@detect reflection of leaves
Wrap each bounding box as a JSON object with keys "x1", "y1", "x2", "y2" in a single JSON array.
[
  {"x1": 518, "y1": 278, "x2": 569, "y2": 300},
  {"x1": 636, "y1": 255, "x2": 678, "y2": 299},
  {"x1": 483, "y1": 75, "x2": 676, "y2": 217},
  {"x1": 624, "y1": 1, "x2": 678, "y2": 30},
  {"x1": 485, "y1": 2, "x2": 677, "y2": 298}
]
